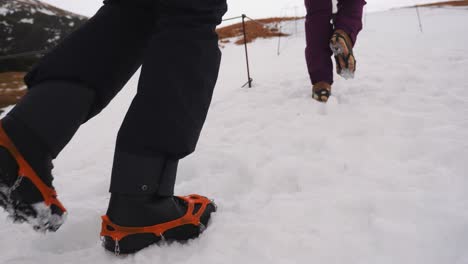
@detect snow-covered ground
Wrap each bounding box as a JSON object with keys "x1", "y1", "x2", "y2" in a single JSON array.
[{"x1": 1, "y1": 6, "x2": 468, "y2": 264}]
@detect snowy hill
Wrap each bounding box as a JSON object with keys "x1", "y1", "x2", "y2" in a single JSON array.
[
  {"x1": 1, "y1": 6, "x2": 468, "y2": 264},
  {"x1": 0, "y1": 0, "x2": 87, "y2": 72}
]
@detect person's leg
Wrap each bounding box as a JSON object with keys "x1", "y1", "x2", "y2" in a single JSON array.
[
  {"x1": 4, "y1": 1, "x2": 157, "y2": 159},
  {"x1": 102, "y1": 0, "x2": 227, "y2": 254},
  {"x1": 110, "y1": 0, "x2": 227, "y2": 198},
  {"x1": 0, "y1": 0, "x2": 157, "y2": 231},
  {"x1": 304, "y1": 0, "x2": 334, "y2": 86},
  {"x1": 335, "y1": 0, "x2": 367, "y2": 45},
  {"x1": 329, "y1": 0, "x2": 366, "y2": 80}
]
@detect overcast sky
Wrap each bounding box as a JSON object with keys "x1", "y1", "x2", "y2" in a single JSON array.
[{"x1": 42, "y1": 0, "x2": 443, "y2": 19}]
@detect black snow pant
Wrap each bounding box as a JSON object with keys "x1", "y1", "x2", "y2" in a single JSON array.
[{"x1": 2, "y1": 0, "x2": 227, "y2": 196}]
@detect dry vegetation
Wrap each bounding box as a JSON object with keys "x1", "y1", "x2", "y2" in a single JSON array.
[
  {"x1": 417, "y1": 0, "x2": 468, "y2": 7},
  {"x1": 217, "y1": 17, "x2": 302, "y2": 45},
  {"x1": 0, "y1": 72, "x2": 27, "y2": 109}
]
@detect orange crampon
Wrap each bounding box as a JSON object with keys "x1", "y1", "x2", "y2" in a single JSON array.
[
  {"x1": 0, "y1": 122, "x2": 67, "y2": 232},
  {"x1": 100, "y1": 194, "x2": 216, "y2": 255}
]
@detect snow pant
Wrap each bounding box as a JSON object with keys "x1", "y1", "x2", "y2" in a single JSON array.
[
  {"x1": 2, "y1": 0, "x2": 228, "y2": 196},
  {"x1": 305, "y1": 0, "x2": 366, "y2": 85}
]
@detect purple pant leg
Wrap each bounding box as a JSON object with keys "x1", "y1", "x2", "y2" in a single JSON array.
[
  {"x1": 304, "y1": 0, "x2": 334, "y2": 85},
  {"x1": 335, "y1": 0, "x2": 367, "y2": 45}
]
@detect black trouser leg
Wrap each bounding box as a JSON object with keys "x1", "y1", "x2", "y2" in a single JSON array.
[
  {"x1": 4, "y1": 81, "x2": 95, "y2": 158},
  {"x1": 110, "y1": 0, "x2": 227, "y2": 196},
  {"x1": 3, "y1": 1, "x2": 157, "y2": 160}
]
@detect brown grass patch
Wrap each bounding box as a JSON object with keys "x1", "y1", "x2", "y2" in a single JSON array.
[
  {"x1": 417, "y1": 0, "x2": 468, "y2": 7},
  {"x1": 0, "y1": 72, "x2": 27, "y2": 109},
  {"x1": 217, "y1": 17, "x2": 302, "y2": 45}
]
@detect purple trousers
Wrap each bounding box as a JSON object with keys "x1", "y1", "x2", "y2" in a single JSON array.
[{"x1": 305, "y1": 0, "x2": 366, "y2": 85}]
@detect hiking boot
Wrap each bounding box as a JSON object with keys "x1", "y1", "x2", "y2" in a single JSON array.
[
  {"x1": 0, "y1": 122, "x2": 67, "y2": 232},
  {"x1": 330, "y1": 29, "x2": 356, "y2": 80},
  {"x1": 312, "y1": 81, "x2": 332, "y2": 103},
  {"x1": 101, "y1": 193, "x2": 217, "y2": 255}
]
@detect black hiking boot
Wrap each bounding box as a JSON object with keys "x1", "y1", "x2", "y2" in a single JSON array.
[
  {"x1": 0, "y1": 122, "x2": 67, "y2": 232},
  {"x1": 101, "y1": 193, "x2": 217, "y2": 255}
]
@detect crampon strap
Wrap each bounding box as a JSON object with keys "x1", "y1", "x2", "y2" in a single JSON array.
[
  {"x1": 100, "y1": 194, "x2": 211, "y2": 242},
  {"x1": 0, "y1": 122, "x2": 66, "y2": 212}
]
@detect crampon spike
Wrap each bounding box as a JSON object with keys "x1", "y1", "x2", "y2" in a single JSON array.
[{"x1": 114, "y1": 240, "x2": 120, "y2": 256}]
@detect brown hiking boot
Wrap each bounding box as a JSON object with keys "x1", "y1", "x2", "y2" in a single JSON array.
[
  {"x1": 330, "y1": 29, "x2": 356, "y2": 80},
  {"x1": 312, "y1": 81, "x2": 332, "y2": 103}
]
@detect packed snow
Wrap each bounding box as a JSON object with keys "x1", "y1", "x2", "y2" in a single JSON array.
[{"x1": 1, "y1": 6, "x2": 468, "y2": 264}]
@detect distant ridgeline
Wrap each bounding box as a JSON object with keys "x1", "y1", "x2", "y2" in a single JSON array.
[{"x1": 0, "y1": 0, "x2": 88, "y2": 73}]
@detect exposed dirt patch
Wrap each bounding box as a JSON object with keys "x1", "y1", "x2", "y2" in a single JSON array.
[
  {"x1": 417, "y1": 0, "x2": 468, "y2": 7},
  {"x1": 0, "y1": 72, "x2": 27, "y2": 109},
  {"x1": 217, "y1": 17, "x2": 302, "y2": 45}
]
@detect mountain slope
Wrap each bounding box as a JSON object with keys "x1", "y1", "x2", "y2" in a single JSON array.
[{"x1": 0, "y1": 0, "x2": 87, "y2": 72}]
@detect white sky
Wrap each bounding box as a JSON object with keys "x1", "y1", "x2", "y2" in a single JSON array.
[{"x1": 42, "y1": 0, "x2": 444, "y2": 19}]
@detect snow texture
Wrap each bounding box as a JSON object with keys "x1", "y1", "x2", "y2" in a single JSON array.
[
  {"x1": 0, "y1": 7, "x2": 10, "y2": 16},
  {"x1": 1, "y1": 6, "x2": 468, "y2": 264},
  {"x1": 19, "y1": 18, "x2": 34, "y2": 24},
  {"x1": 27, "y1": 203, "x2": 67, "y2": 232},
  {"x1": 339, "y1": 68, "x2": 355, "y2": 80},
  {"x1": 36, "y1": 7, "x2": 55, "y2": 16}
]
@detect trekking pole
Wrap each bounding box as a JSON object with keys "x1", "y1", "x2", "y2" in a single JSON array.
[
  {"x1": 241, "y1": 14, "x2": 253, "y2": 88},
  {"x1": 277, "y1": 22, "x2": 282, "y2": 56},
  {"x1": 415, "y1": 6, "x2": 424, "y2": 33},
  {"x1": 294, "y1": 6, "x2": 298, "y2": 35},
  {"x1": 222, "y1": 16, "x2": 243, "y2": 22}
]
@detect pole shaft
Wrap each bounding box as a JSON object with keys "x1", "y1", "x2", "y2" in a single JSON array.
[
  {"x1": 277, "y1": 23, "x2": 282, "y2": 56},
  {"x1": 416, "y1": 6, "x2": 423, "y2": 33},
  {"x1": 242, "y1": 14, "x2": 252, "y2": 88},
  {"x1": 294, "y1": 7, "x2": 298, "y2": 34}
]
